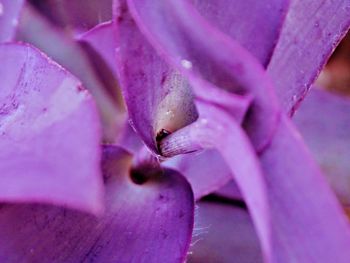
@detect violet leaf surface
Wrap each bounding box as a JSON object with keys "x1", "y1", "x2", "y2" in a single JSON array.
[
  {"x1": 192, "y1": 0, "x2": 289, "y2": 66},
  {"x1": 214, "y1": 180, "x2": 243, "y2": 201},
  {"x1": 78, "y1": 21, "x2": 117, "y2": 77},
  {"x1": 0, "y1": 146, "x2": 194, "y2": 263},
  {"x1": 71, "y1": 18, "x2": 247, "y2": 200},
  {"x1": 125, "y1": 0, "x2": 350, "y2": 262},
  {"x1": 114, "y1": 3, "x2": 199, "y2": 153},
  {"x1": 0, "y1": 0, "x2": 24, "y2": 42},
  {"x1": 160, "y1": 101, "x2": 271, "y2": 262},
  {"x1": 188, "y1": 201, "x2": 262, "y2": 263},
  {"x1": 164, "y1": 149, "x2": 232, "y2": 200},
  {"x1": 260, "y1": 116, "x2": 350, "y2": 262},
  {"x1": 126, "y1": 0, "x2": 280, "y2": 152},
  {"x1": 113, "y1": 1, "x2": 251, "y2": 207},
  {"x1": 29, "y1": 0, "x2": 112, "y2": 33},
  {"x1": 216, "y1": 87, "x2": 350, "y2": 207},
  {"x1": 77, "y1": 21, "x2": 126, "y2": 120},
  {"x1": 0, "y1": 43, "x2": 103, "y2": 214},
  {"x1": 17, "y1": 4, "x2": 125, "y2": 143},
  {"x1": 268, "y1": 0, "x2": 350, "y2": 115},
  {"x1": 294, "y1": 87, "x2": 350, "y2": 205}
]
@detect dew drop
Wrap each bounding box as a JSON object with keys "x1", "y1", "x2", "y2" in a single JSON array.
[
  {"x1": 181, "y1": 59, "x2": 192, "y2": 69},
  {"x1": 200, "y1": 118, "x2": 208, "y2": 125},
  {"x1": 165, "y1": 110, "x2": 175, "y2": 118}
]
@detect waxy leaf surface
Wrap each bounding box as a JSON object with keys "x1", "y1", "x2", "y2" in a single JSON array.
[
  {"x1": 0, "y1": 43, "x2": 103, "y2": 213},
  {"x1": 268, "y1": 0, "x2": 350, "y2": 114},
  {"x1": 0, "y1": 146, "x2": 194, "y2": 263}
]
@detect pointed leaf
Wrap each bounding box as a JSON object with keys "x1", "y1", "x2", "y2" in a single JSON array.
[
  {"x1": 261, "y1": 116, "x2": 350, "y2": 262},
  {"x1": 17, "y1": 5, "x2": 125, "y2": 142},
  {"x1": 0, "y1": 0, "x2": 24, "y2": 42},
  {"x1": 294, "y1": 88, "x2": 350, "y2": 205},
  {"x1": 0, "y1": 146, "x2": 194, "y2": 263},
  {"x1": 164, "y1": 149, "x2": 232, "y2": 200},
  {"x1": 268, "y1": 0, "x2": 350, "y2": 114},
  {"x1": 192, "y1": 0, "x2": 289, "y2": 66},
  {"x1": 114, "y1": 2, "x2": 198, "y2": 152},
  {"x1": 126, "y1": 0, "x2": 280, "y2": 151},
  {"x1": 189, "y1": 201, "x2": 262, "y2": 263},
  {"x1": 0, "y1": 43, "x2": 103, "y2": 213},
  {"x1": 29, "y1": 0, "x2": 112, "y2": 33},
  {"x1": 161, "y1": 101, "x2": 271, "y2": 262}
]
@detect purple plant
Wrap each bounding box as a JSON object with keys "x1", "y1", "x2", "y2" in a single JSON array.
[{"x1": 0, "y1": 0, "x2": 350, "y2": 262}]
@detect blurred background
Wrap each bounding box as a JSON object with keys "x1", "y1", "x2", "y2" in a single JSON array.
[{"x1": 317, "y1": 32, "x2": 350, "y2": 95}]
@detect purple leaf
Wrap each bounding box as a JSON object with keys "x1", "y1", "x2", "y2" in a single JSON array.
[
  {"x1": 114, "y1": 3, "x2": 199, "y2": 153},
  {"x1": 77, "y1": 21, "x2": 126, "y2": 118},
  {"x1": 214, "y1": 180, "x2": 243, "y2": 201},
  {"x1": 261, "y1": 116, "x2": 350, "y2": 262},
  {"x1": 0, "y1": 0, "x2": 24, "y2": 42},
  {"x1": 79, "y1": 21, "x2": 117, "y2": 76},
  {"x1": 0, "y1": 146, "x2": 194, "y2": 263},
  {"x1": 189, "y1": 201, "x2": 262, "y2": 263},
  {"x1": 164, "y1": 149, "x2": 232, "y2": 200},
  {"x1": 0, "y1": 43, "x2": 103, "y2": 214},
  {"x1": 29, "y1": 0, "x2": 112, "y2": 33},
  {"x1": 78, "y1": 18, "x2": 247, "y2": 199},
  {"x1": 182, "y1": 105, "x2": 350, "y2": 262},
  {"x1": 124, "y1": 0, "x2": 350, "y2": 261},
  {"x1": 294, "y1": 88, "x2": 350, "y2": 205},
  {"x1": 114, "y1": 3, "x2": 271, "y2": 259},
  {"x1": 161, "y1": 101, "x2": 271, "y2": 262},
  {"x1": 17, "y1": 5, "x2": 125, "y2": 142},
  {"x1": 268, "y1": 0, "x2": 350, "y2": 115},
  {"x1": 125, "y1": 0, "x2": 280, "y2": 151},
  {"x1": 192, "y1": 0, "x2": 289, "y2": 66}
]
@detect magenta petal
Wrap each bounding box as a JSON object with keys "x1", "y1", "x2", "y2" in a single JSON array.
[
  {"x1": 193, "y1": 0, "x2": 289, "y2": 66},
  {"x1": 262, "y1": 116, "x2": 350, "y2": 262},
  {"x1": 0, "y1": 0, "x2": 24, "y2": 42},
  {"x1": 294, "y1": 88, "x2": 350, "y2": 205},
  {"x1": 189, "y1": 201, "x2": 262, "y2": 263},
  {"x1": 161, "y1": 101, "x2": 271, "y2": 262},
  {"x1": 164, "y1": 149, "x2": 232, "y2": 200},
  {"x1": 0, "y1": 146, "x2": 194, "y2": 263},
  {"x1": 268, "y1": 0, "x2": 350, "y2": 114},
  {"x1": 0, "y1": 43, "x2": 103, "y2": 213},
  {"x1": 126, "y1": 0, "x2": 280, "y2": 151}
]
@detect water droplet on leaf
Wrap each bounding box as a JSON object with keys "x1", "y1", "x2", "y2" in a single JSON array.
[{"x1": 181, "y1": 59, "x2": 192, "y2": 69}]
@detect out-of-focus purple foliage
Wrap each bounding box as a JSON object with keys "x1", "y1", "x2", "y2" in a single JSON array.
[
  {"x1": 17, "y1": 4, "x2": 126, "y2": 142},
  {"x1": 0, "y1": 0, "x2": 350, "y2": 262},
  {"x1": 0, "y1": 0, "x2": 24, "y2": 41}
]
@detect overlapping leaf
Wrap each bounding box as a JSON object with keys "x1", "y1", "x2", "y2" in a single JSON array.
[{"x1": 0, "y1": 146, "x2": 194, "y2": 263}]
